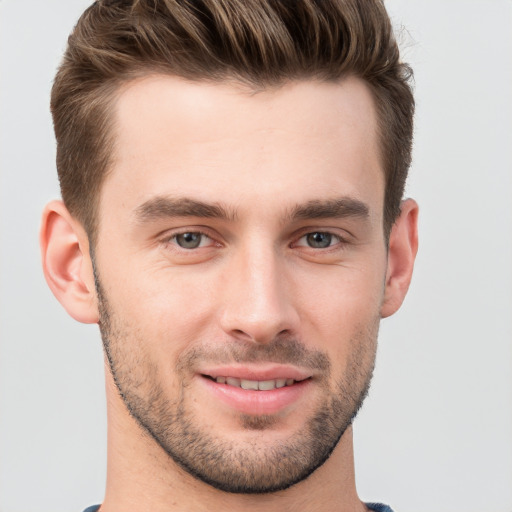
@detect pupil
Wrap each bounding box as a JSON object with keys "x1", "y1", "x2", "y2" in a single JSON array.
[
  {"x1": 307, "y1": 232, "x2": 331, "y2": 248},
  {"x1": 177, "y1": 232, "x2": 201, "y2": 248}
]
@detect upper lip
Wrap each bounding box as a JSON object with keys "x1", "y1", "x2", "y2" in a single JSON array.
[{"x1": 198, "y1": 364, "x2": 313, "y2": 382}]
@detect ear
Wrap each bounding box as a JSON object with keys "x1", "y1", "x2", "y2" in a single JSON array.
[
  {"x1": 40, "y1": 200, "x2": 99, "y2": 323},
  {"x1": 380, "y1": 198, "x2": 419, "y2": 318}
]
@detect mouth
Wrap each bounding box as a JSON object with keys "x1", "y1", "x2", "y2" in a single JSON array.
[
  {"x1": 197, "y1": 366, "x2": 313, "y2": 415},
  {"x1": 202, "y1": 375, "x2": 308, "y2": 391}
]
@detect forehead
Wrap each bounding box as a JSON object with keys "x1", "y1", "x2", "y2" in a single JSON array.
[{"x1": 101, "y1": 75, "x2": 383, "y2": 224}]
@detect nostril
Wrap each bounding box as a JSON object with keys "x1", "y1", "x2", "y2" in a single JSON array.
[{"x1": 219, "y1": 301, "x2": 300, "y2": 345}]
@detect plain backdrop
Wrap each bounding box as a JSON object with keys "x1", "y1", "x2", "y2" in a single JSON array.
[{"x1": 1, "y1": 1, "x2": 511, "y2": 511}]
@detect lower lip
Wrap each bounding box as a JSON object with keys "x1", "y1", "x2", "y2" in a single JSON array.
[{"x1": 198, "y1": 376, "x2": 311, "y2": 415}]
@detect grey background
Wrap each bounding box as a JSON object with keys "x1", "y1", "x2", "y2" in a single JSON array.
[{"x1": 1, "y1": 1, "x2": 511, "y2": 511}]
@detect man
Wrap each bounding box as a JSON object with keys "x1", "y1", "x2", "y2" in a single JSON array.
[{"x1": 40, "y1": 1, "x2": 418, "y2": 511}]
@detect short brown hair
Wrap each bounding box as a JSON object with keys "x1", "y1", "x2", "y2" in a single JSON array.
[{"x1": 51, "y1": 0, "x2": 414, "y2": 244}]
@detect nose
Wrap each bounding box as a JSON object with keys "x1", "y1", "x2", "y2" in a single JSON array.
[{"x1": 219, "y1": 244, "x2": 299, "y2": 345}]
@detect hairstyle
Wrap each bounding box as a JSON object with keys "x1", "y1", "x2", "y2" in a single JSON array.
[{"x1": 51, "y1": 0, "x2": 414, "y2": 244}]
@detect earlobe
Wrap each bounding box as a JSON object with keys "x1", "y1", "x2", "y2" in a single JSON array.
[
  {"x1": 40, "y1": 200, "x2": 99, "y2": 324},
  {"x1": 380, "y1": 198, "x2": 419, "y2": 318}
]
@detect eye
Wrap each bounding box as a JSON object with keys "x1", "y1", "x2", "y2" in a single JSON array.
[
  {"x1": 173, "y1": 232, "x2": 212, "y2": 249},
  {"x1": 296, "y1": 231, "x2": 341, "y2": 249}
]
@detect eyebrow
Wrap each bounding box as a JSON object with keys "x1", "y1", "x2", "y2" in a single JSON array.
[
  {"x1": 134, "y1": 196, "x2": 238, "y2": 223},
  {"x1": 286, "y1": 197, "x2": 370, "y2": 222},
  {"x1": 134, "y1": 195, "x2": 369, "y2": 224}
]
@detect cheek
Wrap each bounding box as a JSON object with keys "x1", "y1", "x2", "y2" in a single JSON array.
[
  {"x1": 297, "y1": 258, "x2": 386, "y2": 311},
  {"x1": 109, "y1": 267, "x2": 222, "y2": 351},
  {"x1": 293, "y1": 260, "x2": 385, "y2": 352}
]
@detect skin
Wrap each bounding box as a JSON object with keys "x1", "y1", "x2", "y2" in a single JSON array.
[{"x1": 41, "y1": 75, "x2": 418, "y2": 512}]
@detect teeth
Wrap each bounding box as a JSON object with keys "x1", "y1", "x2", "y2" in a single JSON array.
[
  {"x1": 241, "y1": 379, "x2": 259, "y2": 390},
  {"x1": 258, "y1": 380, "x2": 277, "y2": 391},
  {"x1": 214, "y1": 376, "x2": 298, "y2": 390}
]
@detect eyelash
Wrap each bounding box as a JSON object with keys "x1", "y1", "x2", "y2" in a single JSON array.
[
  {"x1": 161, "y1": 229, "x2": 347, "y2": 252},
  {"x1": 162, "y1": 229, "x2": 217, "y2": 250},
  {"x1": 294, "y1": 231, "x2": 345, "y2": 250}
]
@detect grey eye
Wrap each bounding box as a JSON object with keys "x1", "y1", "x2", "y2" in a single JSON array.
[
  {"x1": 306, "y1": 232, "x2": 332, "y2": 248},
  {"x1": 175, "y1": 232, "x2": 203, "y2": 249}
]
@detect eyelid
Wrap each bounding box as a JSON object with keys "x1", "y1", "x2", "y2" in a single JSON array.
[
  {"x1": 159, "y1": 227, "x2": 220, "y2": 249},
  {"x1": 291, "y1": 227, "x2": 350, "y2": 246},
  {"x1": 157, "y1": 226, "x2": 351, "y2": 250},
  {"x1": 294, "y1": 232, "x2": 343, "y2": 248}
]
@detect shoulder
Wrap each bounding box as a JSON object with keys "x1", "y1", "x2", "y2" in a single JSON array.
[
  {"x1": 366, "y1": 503, "x2": 395, "y2": 512},
  {"x1": 82, "y1": 504, "x2": 393, "y2": 512}
]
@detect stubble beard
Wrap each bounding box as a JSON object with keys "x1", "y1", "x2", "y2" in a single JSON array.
[{"x1": 95, "y1": 275, "x2": 378, "y2": 494}]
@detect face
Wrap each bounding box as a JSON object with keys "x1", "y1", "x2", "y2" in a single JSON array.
[{"x1": 93, "y1": 75, "x2": 388, "y2": 493}]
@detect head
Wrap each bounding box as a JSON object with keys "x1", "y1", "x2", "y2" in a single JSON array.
[
  {"x1": 42, "y1": 0, "x2": 418, "y2": 496},
  {"x1": 51, "y1": 0, "x2": 414, "y2": 246}
]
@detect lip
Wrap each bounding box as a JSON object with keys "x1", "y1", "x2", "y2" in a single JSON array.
[
  {"x1": 198, "y1": 363, "x2": 312, "y2": 382},
  {"x1": 196, "y1": 364, "x2": 313, "y2": 416}
]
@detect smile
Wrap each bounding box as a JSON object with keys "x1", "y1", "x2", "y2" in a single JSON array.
[
  {"x1": 198, "y1": 369, "x2": 313, "y2": 415},
  {"x1": 205, "y1": 375, "x2": 305, "y2": 390}
]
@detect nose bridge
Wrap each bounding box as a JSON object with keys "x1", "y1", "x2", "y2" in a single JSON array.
[{"x1": 219, "y1": 237, "x2": 297, "y2": 344}]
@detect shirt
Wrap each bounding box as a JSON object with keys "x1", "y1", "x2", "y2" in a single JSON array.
[{"x1": 83, "y1": 503, "x2": 394, "y2": 511}]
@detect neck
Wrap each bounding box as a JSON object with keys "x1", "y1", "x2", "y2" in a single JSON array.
[{"x1": 100, "y1": 370, "x2": 366, "y2": 512}]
